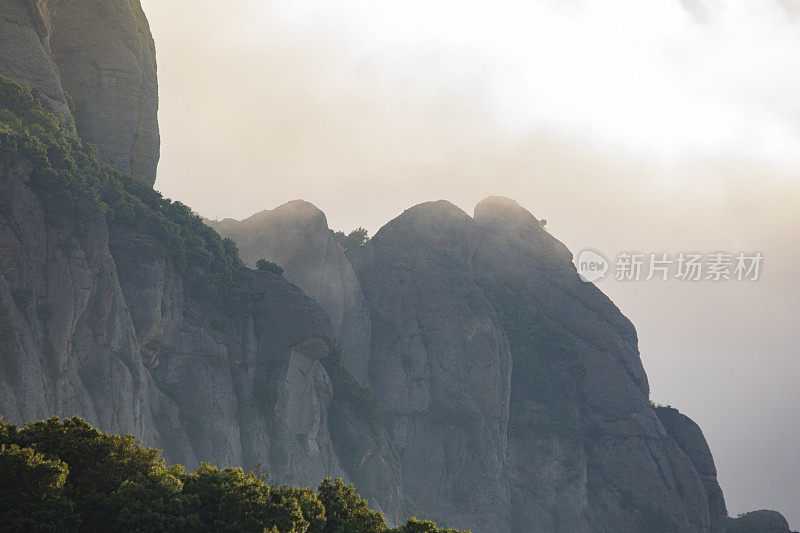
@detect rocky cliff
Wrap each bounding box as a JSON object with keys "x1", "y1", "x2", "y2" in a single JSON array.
[
  {"x1": 0, "y1": 142, "x2": 351, "y2": 487},
  {"x1": 209, "y1": 202, "x2": 373, "y2": 385},
  {"x1": 0, "y1": 0, "x2": 159, "y2": 184},
  {"x1": 0, "y1": 73, "x2": 403, "y2": 520},
  {"x1": 214, "y1": 197, "x2": 733, "y2": 532},
  {"x1": 0, "y1": 2, "x2": 796, "y2": 532}
]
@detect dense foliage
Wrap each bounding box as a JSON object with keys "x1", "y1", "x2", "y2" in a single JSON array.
[
  {"x1": 0, "y1": 417, "x2": 464, "y2": 532},
  {"x1": 332, "y1": 228, "x2": 369, "y2": 255},
  {"x1": 0, "y1": 76, "x2": 261, "y2": 317},
  {"x1": 256, "y1": 259, "x2": 285, "y2": 276}
]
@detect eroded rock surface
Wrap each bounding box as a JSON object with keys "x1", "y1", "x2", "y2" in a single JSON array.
[
  {"x1": 353, "y1": 201, "x2": 513, "y2": 532},
  {"x1": 727, "y1": 510, "x2": 796, "y2": 533},
  {"x1": 215, "y1": 196, "x2": 739, "y2": 532},
  {"x1": 0, "y1": 3, "x2": 789, "y2": 530},
  {"x1": 470, "y1": 196, "x2": 724, "y2": 532},
  {"x1": 210, "y1": 201, "x2": 372, "y2": 385},
  {"x1": 0, "y1": 0, "x2": 159, "y2": 184},
  {"x1": 0, "y1": 147, "x2": 349, "y2": 500}
]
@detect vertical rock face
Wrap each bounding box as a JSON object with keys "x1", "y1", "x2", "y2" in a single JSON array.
[
  {"x1": 471, "y1": 197, "x2": 723, "y2": 532},
  {"x1": 657, "y1": 406, "x2": 728, "y2": 532},
  {"x1": 50, "y1": 0, "x2": 160, "y2": 184},
  {"x1": 0, "y1": 148, "x2": 157, "y2": 443},
  {"x1": 0, "y1": 0, "x2": 72, "y2": 118},
  {"x1": 209, "y1": 201, "x2": 373, "y2": 385},
  {"x1": 106, "y1": 224, "x2": 349, "y2": 486},
  {"x1": 0, "y1": 147, "x2": 347, "y2": 495},
  {"x1": 0, "y1": 0, "x2": 160, "y2": 184},
  {"x1": 353, "y1": 201, "x2": 513, "y2": 532},
  {"x1": 209, "y1": 203, "x2": 406, "y2": 522}
]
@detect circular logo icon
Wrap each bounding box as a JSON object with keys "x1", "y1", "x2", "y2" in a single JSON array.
[{"x1": 577, "y1": 249, "x2": 609, "y2": 283}]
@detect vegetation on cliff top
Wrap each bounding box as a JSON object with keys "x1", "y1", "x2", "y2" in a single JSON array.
[
  {"x1": 332, "y1": 228, "x2": 369, "y2": 256},
  {"x1": 0, "y1": 417, "x2": 464, "y2": 532},
  {"x1": 256, "y1": 258, "x2": 285, "y2": 277},
  {"x1": 0, "y1": 76, "x2": 261, "y2": 317}
]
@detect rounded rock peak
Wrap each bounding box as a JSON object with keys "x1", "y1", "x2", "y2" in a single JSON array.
[
  {"x1": 381, "y1": 200, "x2": 474, "y2": 233},
  {"x1": 728, "y1": 510, "x2": 793, "y2": 533},
  {"x1": 473, "y1": 195, "x2": 573, "y2": 266},
  {"x1": 474, "y1": 196, "x2": 542, "y2": 227},
  {"x1": 245, "y1": 199, "x2": 329, "y2": 231},
  {"x1": 371, "y1": 200, "x2": 479, "y2": 262},
  {"x1": 274, "y1": 199, "x2": 326, "y2": 217},
  {"x1": 401, "y1": 199, "x2": 471, "y2": 220}
]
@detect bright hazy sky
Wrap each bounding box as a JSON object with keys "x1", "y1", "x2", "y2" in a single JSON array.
[{"x1": 141, "y1": 0, "x2": 800, "y2": 525}]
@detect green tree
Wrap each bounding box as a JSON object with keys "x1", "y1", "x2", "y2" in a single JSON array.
[
  {"x1": 271, "y1": 486, "x2": 327, "y2": 533},
  {"x1": 317, "y1": 478, "x2": 386, "y2": 533},
  {"x1": 0, "y1": 75, "x2": 264, "y2": 324},
  {"x1": 0, "y1": 404, "x2": 470, "y2": 533},
  {"x1": 332, "y1": 228, "x2": 369, "y2": 254},
  {"x1": 0, "y1": 443, "x2": 79, "y2": 531},
  {"x1": 8, "y1": 417, "x2": 182, "y2": 530},
  {"x1": 256, "y1": 259, "x2": 285, "y2": 276},
  {"x1": 392, "y1": 518, "x2": 464, "y2": 533}
]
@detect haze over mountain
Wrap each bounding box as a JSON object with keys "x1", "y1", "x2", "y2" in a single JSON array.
[
  {"x1": 143, "y1": 0, "x2": 800, "y2": 524},
  {"x1": 0, "y1": 0, "x2": 797, "y2": 531}
]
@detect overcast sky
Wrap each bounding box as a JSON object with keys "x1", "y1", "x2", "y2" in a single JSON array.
[{"x1": 141, "y1": 0, "x2": 800, "y2": 524}]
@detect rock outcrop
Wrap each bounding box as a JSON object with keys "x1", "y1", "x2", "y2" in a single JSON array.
[
  {"x1": 471, "y1": 196, "x2": 723, "y2": 532},
  {"x1": 224, "y1": 197, "x2": 736, "y2": 532},
  {"x1": 727, "y1": 510, "x2": 797, "y2": 533},
  {"x1": 353, "y1": 201, "x2": 513, "y2": 532},
  {"x1": 0, "y1": 0, "x2": 159, "y2": 184},
  {"x1": 209, "y1": 201, "x2": 373, "y2": 385},
  {"x1": 0, "y1": 146, "x2": 350, "y2": 500},
  {"x1": 209, "y1": 202, "x2": 403, "y2": 522},
  {"x1": 657, "y1": 405, "x2": 728, "y2": 533}
]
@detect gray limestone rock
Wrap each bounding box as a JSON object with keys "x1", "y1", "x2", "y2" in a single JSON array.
[
  {"x1": 209, "y1": 201, "x2": 372, "y2": 385},
  {"x1": 471, "y1": 196, "x2": 723, "y2": 532},
  {"x1": 353, "y1": 201, "x2": 513, "y2": 532},
  {"x1": 727, "y1": 510, "x2": 796, "y2": 533},
  {"x1": 0, "y1": 0, "x2": 159, "y2": 184},
  {"x1": 0, "y1": 147, "x2": 351, "y2": 505}
]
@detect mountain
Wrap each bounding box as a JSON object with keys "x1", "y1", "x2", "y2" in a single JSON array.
[
  {"x1": 209, "y1": 201, "x2": 372, "y2": 385},
  {"x1": 214, "y1": 197, "x2": 727, "y2": 532},
  {"x1": 0, "y1": 73, "x2": 402, "y2": 517},
  {"x1": 0, "y1": 2, "x2": 795, "y2": 532},
  {"x1": 0, "y1": 0, "x2": 159, "y2": 184}
]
